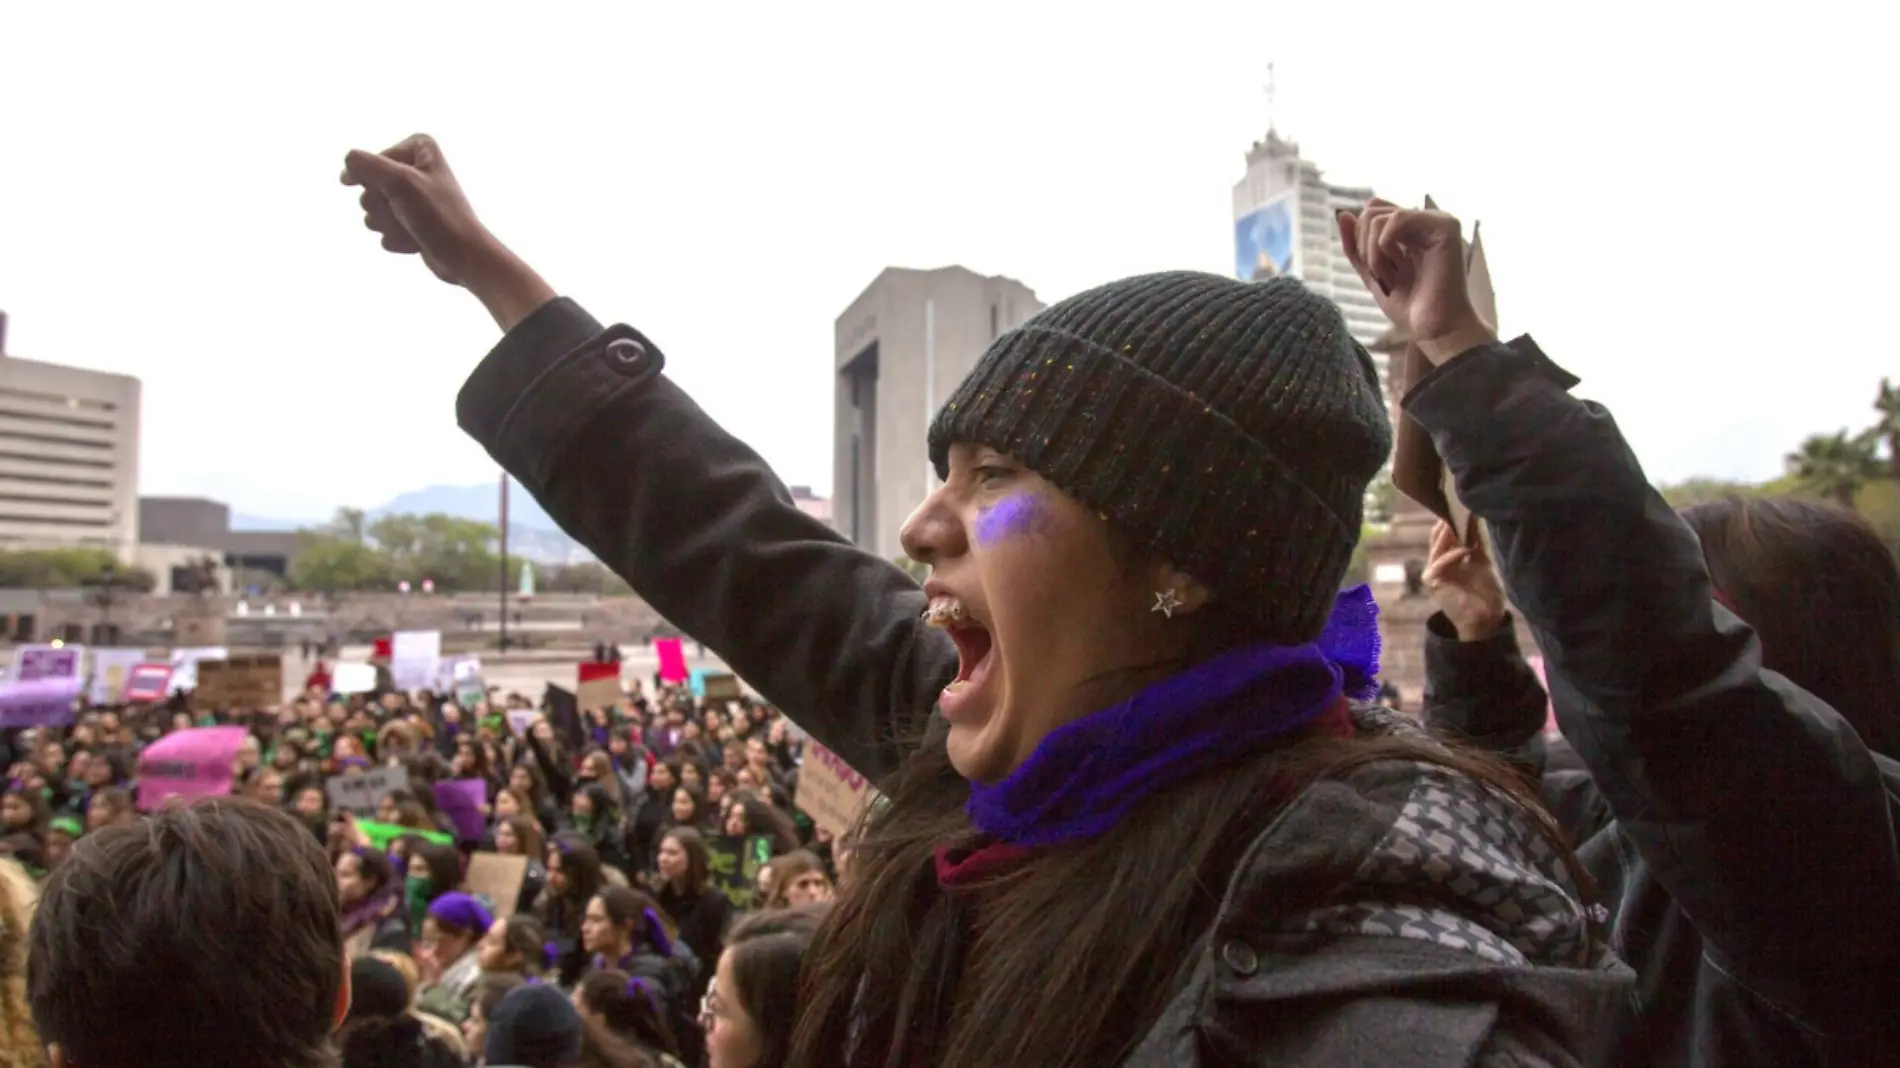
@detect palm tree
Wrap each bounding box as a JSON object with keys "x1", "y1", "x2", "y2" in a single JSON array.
[
  {"x1": 1874, "y1": 378, "x2": 1900, "y2": 480},
  {"x1": 1787, "y1": 430, "x2": 1882, "y2": 509}
]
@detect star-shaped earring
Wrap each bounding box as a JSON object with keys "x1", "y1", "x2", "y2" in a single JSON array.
[{"x1": 1152, "y1": 588, "x2": 1184, "y2": 619}]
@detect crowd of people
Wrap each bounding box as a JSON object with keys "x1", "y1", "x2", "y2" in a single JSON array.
[
  {"x1": 1, "y1": 134, "x2": 1894, "y2": 1068},
  {"x1": 0, "y1": 670, "x2": 842, "y2": 1068}
]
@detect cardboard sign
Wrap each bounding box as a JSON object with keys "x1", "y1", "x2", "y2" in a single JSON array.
[
  {"x1": 192, "y1": 654, "x2": 283, "y2": 710},
  {"x1": 169, "y1": 647, "x2": 228, "y2": 694},
  {"x1": 795, "y1": 741, "x2": 881, "y2": 837},
  {"x1": 121, "y1": 663, "x2": 174, "y2": 703},
  {"x1": 465, "y1": 852, "x2": 529, "y2": 920},
  {"x1": 137, "y1": 726, "x2": 246, "y2": 810},
  {"x1": 577, "y1": 661, "x2": 621, "y2": 711},
  {"x1": 326, "y1": 765, "x2": 410, "y2": 816},
  {"x1": 702, "y1": 673, "x2": 741, "y2": 700},
  {"x1": 704, "y1": 833, "x2": 773, "y2": 909},
  {"x1": 655, "y1": 638, "x2": 688, "y2": 683},
  {"x1": 89, "y1": 647, "x2": 147, "y2": 705},
  {"x1": 1387, "y1": 202, "x2": 1509, "y2": 550}
]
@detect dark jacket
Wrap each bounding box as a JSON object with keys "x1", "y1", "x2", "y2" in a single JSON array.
[
  {"x1": 1407, "y1": 335, "x2": 1900, "y2": 1066},
  {"x1": 456, "y1": 298, "x2": 1628, "y2": 1066}
]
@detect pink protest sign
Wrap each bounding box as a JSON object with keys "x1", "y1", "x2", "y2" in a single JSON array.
[
  {"x1": 136, "y1": 726, "x2": 246, "y2": 811},
  {"x1": 655, "y1": 638, "x2": 688, "y2": 683},
  {"x1": 1527, "y1": 655, "x2": 1557, "y2": 734}
]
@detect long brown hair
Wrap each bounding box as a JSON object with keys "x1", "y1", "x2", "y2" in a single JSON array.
[
  {"x1": 1680, "y1": 496, "x2": 1900, "y2": 756},
  {"x1": 790, "y1": 715, "x2": 1576, "y2": 1068}
]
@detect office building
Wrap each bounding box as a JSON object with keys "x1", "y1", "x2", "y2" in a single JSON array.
[
  {"x1": 138, "y1": 495, "x2": 299, "y2": 590},
  {"x1": 1231, "y1": 129, "x2": 1393, "y2": 389},
  {"x1": 833, "y1": 268, "x2": 1043, "y2": 560},
  {"x1": 0, "y1": 313, "x2": 141, "y2": 559}
]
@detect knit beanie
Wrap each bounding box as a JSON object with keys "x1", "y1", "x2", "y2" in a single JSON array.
[
  {"x1": 928, "y1": 272, "x2": 1391, "y2": 644},
  {"x1": 484, "y1": 983, "x2": 584, "y2": 1068}
]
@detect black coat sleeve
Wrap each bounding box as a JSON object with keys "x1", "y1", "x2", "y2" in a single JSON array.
[
  {"x1": 456, "y1": 299, "x2": 958, "y2": 782},
  {"x1": 1404, "y1": 335, "x2": 1900, "y2": 1033}
]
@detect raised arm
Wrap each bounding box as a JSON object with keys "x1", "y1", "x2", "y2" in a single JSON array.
[
  {"x1": 1341, "y1": 202, "x2": 1900, "y2": 1035},
  {"x1": 341, "y1": 135, "x2": 955, "y2": 781}
]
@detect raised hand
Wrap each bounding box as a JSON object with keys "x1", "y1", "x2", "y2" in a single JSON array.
[
  {"x1": 341, "y1": 134, "x2": 555, "y2": 331},
  {"x1": 340, "y1": 135, "x2": 493, "y2": 285},
  {"x1": 1335, "y1": 200, "x2": 1495, "y2": 365},
  {"x1": 1422, "y1": 519, "x2": 1508, "y2": 641}
]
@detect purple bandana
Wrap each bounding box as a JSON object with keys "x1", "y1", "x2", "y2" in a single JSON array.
[{"x1": 966, "y1": 585, "x2": 1382, "y2": 848}]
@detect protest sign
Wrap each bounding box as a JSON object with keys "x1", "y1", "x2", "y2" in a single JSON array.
[
  {"x1": 577, "y1": 661, "x2": 620, "y2": 710},
  {"x1": 326, "y1": 765, "x2": 410, "y2": 816},
  {"x1": 193, "y1": 654, "x2": 283, "y2": 709},
  {"x1": 465, "y1": 852, "x2": 529, "y2": 919},
  {"x1": 655, "y1": 638, "x2": 687, "y2": 683},
  {"x1": 506, "y1": 709, "x2": 539, "y2": 737},
  {"x1": 0, "y1": 677, "x2": 81, "y2": 729},
  {"x1": 702, "y1": 673, "x2": 741, "y2": 700},
  {"x1": 434, "y1": 779, "x2": 488, "y2": 841},
  {"x1": 391, "y1": 630, "x2": 441, "y2": 692},
  {"x1": 13, "y1": 644, "x2": 82, "y2": 683},
  {"x1": 88, "y1": 647, "x2": 146, "y2": 705},
  {"x1": 795, "y1": 741, "x2": 881, "y2": 837},
  {"x1": 168, "y1": 647, "x2": 228, "y2": 694},
  {"x1": 1387, "y1": 199, "x2": 1501, "y2": 550},
  {"x1": 353, "y1": 818, "x2": 453, "y2": 851},
  {"x1": 121, "y1": 663, "x2": 174, "y2": 703},
  {"x1": 704, "y1": 833, "x2": 773, "y2": 909},
  {"x1": 137, "y1": 725, "x2": 246, "y2": 810},
  {"x1": 333, "y1": 662, "x2": 377, "y2": 695}
]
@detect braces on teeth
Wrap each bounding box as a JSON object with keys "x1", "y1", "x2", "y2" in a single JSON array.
[{"x1": 923, "y1": 601, "x2": 968, "y2": 625}]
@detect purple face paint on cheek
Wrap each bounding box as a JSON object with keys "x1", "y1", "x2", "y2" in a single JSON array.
[{"x1": 975, "y1": 492, "x2": 1048, "y2": 547}]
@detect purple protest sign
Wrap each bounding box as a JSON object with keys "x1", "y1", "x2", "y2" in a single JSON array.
[
  {"x1": 434, "y1": 779, "x2": 489, "y2": 842},
  {"x1": 13, "y1": 645, "x2": 80, "y2": 683},
  {"x1": 0, "y1": 677, "x2": 81, "y2": 728}
]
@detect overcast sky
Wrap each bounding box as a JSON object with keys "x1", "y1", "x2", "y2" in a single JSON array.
[{"x1": 1, "y1": 2, "x2": 1890, "y2": 521}]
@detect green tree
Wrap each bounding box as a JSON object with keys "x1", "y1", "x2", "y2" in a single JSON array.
[
  {"x1": 325, "y1": 507, "x2": 369, "y2": 544},
  {"x1": 290, "y1": 538, "x2": 394, "y2": 593},
  {"x1": 1365, "y1": 474, "x2": 1396, "y2": 525},
  {"x1": 0, "y1": 548, "x2": 152, "y2": 589},
  {"x1": 1658, "y1": 477, "x2": 1770, "y2": 509},
  {"x1": 1873, "y1": 378, "x2": 1900, "y2": 480},
  {"x1": 1787, "y1": 430, "x2": 1883, "y2": 509}
]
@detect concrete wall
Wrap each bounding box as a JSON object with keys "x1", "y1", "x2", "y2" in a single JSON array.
[{"x1": 832, "y1": 267, "x2": 1043, "y2": 560}]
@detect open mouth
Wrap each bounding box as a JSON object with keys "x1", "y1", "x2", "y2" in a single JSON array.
[{"x1": 924, "y1": 598, "x2": 996, "y2": 716}]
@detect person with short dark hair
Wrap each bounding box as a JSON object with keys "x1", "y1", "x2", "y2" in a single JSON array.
[{"x1": 27, "y1": 798, "x2": 348, "y2": 1068}]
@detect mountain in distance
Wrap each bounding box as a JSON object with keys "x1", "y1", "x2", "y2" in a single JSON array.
[{"x1": 233, "y1": 479, "x2": 592, "y2": 564}]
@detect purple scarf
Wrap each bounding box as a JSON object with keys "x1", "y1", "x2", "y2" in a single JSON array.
[
  {"x1": 341, "y1": 885, "x2": 399, "y2": 936},
  {"x1": 965, "y1": 585, "x2": 1382, "y2": 848}
]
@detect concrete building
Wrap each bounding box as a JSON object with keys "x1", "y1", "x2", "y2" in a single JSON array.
[
  {"x1": 1231, "y1": 129, "x2": 1393, "y2": 390},
  {"x1": 138, "y1": 496, "x2": 300, "y2": 591},
  {"x1": 832, "y1": 268, "x2": 1043, "y2": 560},
  {"x1": 0, "y1": 313, "x2": 141, "y2": 559}
]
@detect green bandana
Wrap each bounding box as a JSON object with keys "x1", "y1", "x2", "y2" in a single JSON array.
[{"x1": 404, "y1": 875, "x2": 433, "y2": 930}]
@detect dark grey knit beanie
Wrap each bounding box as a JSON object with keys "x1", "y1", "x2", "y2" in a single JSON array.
[{"x1": 927, "y1": 271, "x2": 1391, "y2": 645}]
